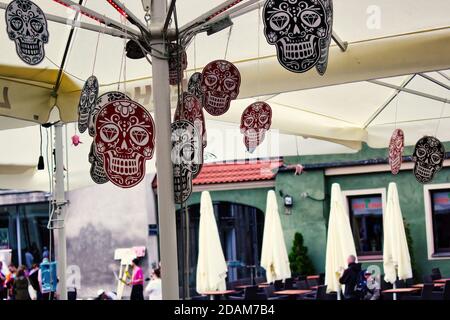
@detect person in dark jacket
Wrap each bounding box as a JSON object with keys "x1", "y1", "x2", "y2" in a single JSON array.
[
  {"x1": 28, "y1": 263, "x2": 41, "y2": 300},
  {"x1": 339, "y1": 255, "x2": 362, "y2": 300},
  {"x1": 13, "y1": 266, "x2": 30, "y2": 300}
]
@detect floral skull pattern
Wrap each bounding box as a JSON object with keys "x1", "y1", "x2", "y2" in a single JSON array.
[
  {"x1": 94, "y1": 99, "x2": 155, "y2": 188},
  {"x1": 78, "y1": 76, "x2": 99, "y2": 134},
  {"x1": 412, "y1": 136, "x2": 445, "y2": 184},
  {"x1": 263, "y1": 0, "x2": 332, "y2": 74},
  {"x1": 388, "y1": 129, "x2": 404, "y2": 175},
  {"x1": 240, "y1": 102, "x2": 272, "y2": 153},
  {"x1": 88, "y1": 142, "x2": 109, "y2": 184},
  {"x1": 5, "y1": 0, "x2": 49, "y2": 65}
]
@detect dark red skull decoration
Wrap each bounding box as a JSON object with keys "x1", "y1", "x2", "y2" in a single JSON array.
[
  {"x1": 168, "y1": 43, "x2": 187, "y2": 86},
  {"x1": 200, "y1": 60, "x2": 241, "y2": 116},
  {"x1": 174, "y1": 92, "x2": 207, "y2": 149},
  {"x1": 240, "y1": 102, "x2": 272, "y2": 153},
  {"x1": 388, "y1": 129, "x2": 404, "y2": 175},
  {"x1": 94, "y1": 99, "x2": 155, "y2": 188}
]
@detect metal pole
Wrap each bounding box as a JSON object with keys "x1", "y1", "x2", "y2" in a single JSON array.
[
  {"x1": 150, "y1": 0, "x2": 180, "y2": 300},
  {"x1": 15, "y1": 210, "x2": 22, "y2": 266},
  {"x1": 54, "y1": 123, "x2": 67, "y2": 300},
  {"x1": 184, "y1": 203, "x2": 190, "y2": 299}
]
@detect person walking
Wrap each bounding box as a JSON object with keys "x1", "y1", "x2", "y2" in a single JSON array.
[
  {"x1": 339, "y1": 255, "x2": 362, "y2": 300},
  {"x1": 28, "y1": 263, "x2": 41, "y2": 300},
  {"x1": 6, "y1": 264, "x2": 17, "y2": 300},
  {"x1": 145, "y1": 267, "x2": 162, "y2": 300},
  {"x1": 128, "y1": 258, "x2": 144, "y2": 300},
  {"x1": 0, "y1": 261, "x2": 6, "y2": 300},
  {"x1": 13, "y1": 266, "x2": 31, "y2": 300}
]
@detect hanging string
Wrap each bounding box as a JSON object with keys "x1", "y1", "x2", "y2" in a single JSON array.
[
  {"x1": 256, "y1": 3, "x2": 262, "y2": 102},
  {"x1": 193, "y1": 36, "x2": 197, "y2": 71},
  {"x1": 394, "y1": 93, "x2": 399, "y2": 130},
  {"x1": 224, "y1": 25, "x2": 233, "y2": 60},
  {"x1": 117, "y1": 15, "x2": 127, "y2": 91},
  {"x1": 434, "y1": 100, "x2": 447, "y2": 137},
  {"x1": 91, "y1": 21, "x2": 103, "y2": 75}
]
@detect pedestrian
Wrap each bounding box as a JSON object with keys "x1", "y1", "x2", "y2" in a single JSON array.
[
  {"x1": 6, "y1": 264, "x2": 17, "y2": 300},
  {"x1": 28, "y1": 263, "x2": 41, "y2": 300},
  {"x1": 145, "y1": 267, "x2": 162, "y2": 300},
  {"x1": 363, "y1": 271, "x2": 380, "y2": 300},
  {"x1": 128, "y1": 258, "x2": 144, "y2": 300},
  {"x1": 13, "y1": 266, "x2": 31, "y2": 300},
  {"x1": 0, "y1": 261, "x2": 6, "y2": 300},
  {"x1": 24, "y1": 248, "x2": 34, "y2": 271},
  {"x1": 339, "y1": 255, "x2": 362, "y2": 300}
]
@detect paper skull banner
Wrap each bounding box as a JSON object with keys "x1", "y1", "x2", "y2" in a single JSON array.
[
  {"x1": 88, "y1": 91, "x2": 130, "y2": 137},
  {"x1": 5, "y1": 0, "x2": 49, "y2": 65},
  {"x1": 240, "y1": 102, "x2": 272, "y2": 153},
  {"x1": 263, "y1": 0, "x2": 333, "y2": 74},
  {"x1": 171, "y1": 120, "x2": 202, "y2": 204},
  {"x1": 388, "y1": 129, "x2": 404, "y2": 175},
  {"x1": 174, "y1": 92, "x2": 207, "y2": 150},
  {"x1": 88, "y1": 142, "x2": 109, "y2": 184},
  {"x1": 187, "y1": 72, "x2": 204, "y2": 102},
  {"x1": 168, "y1": 43, "x2": 187, "y2": 86},
  {"x1": 200, "y1": 60, "x2": 241, "y2": 116},
  {"x1": 78, "y1": 76, "x2": 99, "y2": 134},
  {"x1": 94, "y1": 99, "x2": 155, "y2": 188},
  {"x1": 412, "y1": 136, "x2": 445, "y2": 184}
]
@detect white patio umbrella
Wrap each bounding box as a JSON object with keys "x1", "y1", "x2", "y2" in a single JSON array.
[
  {"x1": 260, "y1": 190, "x2": 291, "y2": 283},
  {"x1": 325, "y1": 183, "x2": 357, "y2": 299},
  {"x1": 383, "y1": 182, "x2": 412, "y2": 299},
  {"x1": 196, "y1": 191, "x2": 228, "y2": 294}
]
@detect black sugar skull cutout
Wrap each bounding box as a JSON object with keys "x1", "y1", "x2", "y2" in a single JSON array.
[
  {"x1": 78, "y1": 76, "x2": 99, "y2": 134},
  {"x1": 5, "y1": 0, "x2": 49, "y2": 65},
  {"x1": 263, "y1": 0, "x2": 332, "y2": 74},
  {"x1": 412, "y1": 136, "x2": 445, "y2": 184},
  {"x1": 88, "y1": 142, "x2": 109, "y2": 184}
]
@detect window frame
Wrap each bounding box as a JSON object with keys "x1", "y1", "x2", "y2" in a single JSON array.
[
  {"x1": 423, "y1": 183, "x2": 450, "y2": 260},
  {"x1": 342, "y1": 188, "x2": 386, "y2": 262}
]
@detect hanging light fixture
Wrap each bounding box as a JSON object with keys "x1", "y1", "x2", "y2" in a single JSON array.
[{"x1": 38, "y1": 126, "x2": 45, "y2": 170}]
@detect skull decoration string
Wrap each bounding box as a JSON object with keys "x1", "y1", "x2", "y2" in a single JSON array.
[
  {"x1": 263, "y1": 0, "x2": 333, "y2": 74},
  {"x1": 240, "y1": 101, "x2": 272, "y2": 153},
  {"x1": 388, "y1": 129, "x2": 404, "y2": 175},
  {"x1": 94, "y1": 99, "x2": 155, "y2": 188},
  {"x1": 5, "y1": 0, "x2": 49, "y2": 65},
  {"x1": 412, "y1": 136, "x2": 445, "y2": 184}
]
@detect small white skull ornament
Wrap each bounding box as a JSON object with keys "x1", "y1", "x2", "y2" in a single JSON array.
[
  {"x1": 240, "y1": 102, "x2": 272, "y2": 153},
  {"x1": 94, "y1": 99, "x2": 155, "y2": 188},
  {"x1": 412, "y1": 136, "x2": 445, "y2": 184},
  {"x1": 6, "y1": 0, "x2": 49, "y2": 65},
  {"x1": 200, "y1": 60, "x2": 241, "y2": 116}
]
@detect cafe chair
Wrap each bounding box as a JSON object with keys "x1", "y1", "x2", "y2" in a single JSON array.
[
  {"x1": 431, "y1": 268, "x2": 442, "y2": 281},
  {"x1": 284, "y1": 278, "x2": 295, "y2": 290},
  {"x1": 264, "y1": 285, "x2": 288, "y2": 300},
  {"x1": 273, "y1": 280, "x2": 284, "y2": 291},
  {"x1": 403, "y1": 284, "x2": 434, "y2": 300},
  {"x1": 228, "y1": 285, "x2": 265, "y2": 300},
  {"x1": 442, "y1": 280, "x2": 450, "y2": 300}
]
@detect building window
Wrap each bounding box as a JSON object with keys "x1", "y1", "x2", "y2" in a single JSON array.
[{"x1": 429, "y1": 190, "x2": 450, "y2": 255}]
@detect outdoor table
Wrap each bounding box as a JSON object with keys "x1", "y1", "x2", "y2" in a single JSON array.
[
  {"x1": 433, "y1": 278, "x2": 450, "y2": 283},
  {"x1": 307, "y1": 275, "x2": 320, "y2": 280},
  {"x1": 201, "y1": 290, "x2": 237, "y2": 301},
  {"x1": 382, "y1": 287, "x2": 421, "y2": 300},
  {"x1": 412, "y1": 283, "x2": 445, "y2": 288},
  {"x1": 274, "y1": 289, "x2": 312, "y2": 300}
]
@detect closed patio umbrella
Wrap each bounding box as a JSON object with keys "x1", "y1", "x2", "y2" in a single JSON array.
[
  {"x1": 383, "y1": 182, "x2": 412, "y2": 287},
  {"x1": 196, "y1": 191, "x2": 228, "y2": 294},
  {"x1": 325, "y1": 183, "x2": 357, "y2": 298},
  {"x1": 261, "y1": 190, "x2": 291, "y2": 283}
]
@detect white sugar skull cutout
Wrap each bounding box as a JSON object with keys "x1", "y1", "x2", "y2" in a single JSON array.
[
  {"x1": 168, "y1": 43, "x2": 187, "y2": 86},
  {"x1": 5, "y1": 0, "x2": 49, "y2": 65},
  {"x1": 240, "y1": 102, "x2": 272, "y2": 153},
  {"x1": 94, "y1": 99, "x2": 155, "y2": 188},
  {"x1": 388, "y1": 129, "x2": 404, "y2": 175},
  {"x1": 187, "y1": 72, "x2": 204, "y2": 102},
  {"x1": 88, "y1": 142, "x2": 109, "y2": 184},
  {"x1": 88, "y1": 91, "x2": 130, "y2": 137},
  {"x1": 412, "y1": 136, "x2": 445, "y2": 184},
  {"x1": 78, "y1": 76, "x2": 99, "y2": 134},
  {"x1": 200, "y1": 60, "x2": 241, "y2": 116},
  {"x1": 263, "y1": 0, "x2": 332, "y2": 74},
  {"x1": 171, "y1": 120, "x2": 202, "y2": 204}
]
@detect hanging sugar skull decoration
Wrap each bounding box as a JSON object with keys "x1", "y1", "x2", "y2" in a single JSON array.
[
  {"x1": 187, "y1": 72, "x2": 204, "y2": 102},
  {"x1": 201, "y1": 60, "x2": 241, "y2": 116},
  {"x1": 412, "y1": 136, "x2": 445, "y2": 184},
  {"x1": 174, "y1": 92, "x2": 207, "y2": 149},
  {"x1": 263, "y1": 0, "x2": 333, "y2": 74},
  {"x1": 171, "y1": 120, "x2": 202, "y2": 204},
  {"x1": 94, "y1": 99, "x2": 155, "y2": 188},
  {"x1": 78, "y1": 76, "x2": 99, "y2": 134},
  {"x1": 5, "y1": 0, "x2": 49, "y2": 65},
  {"x1": 168, "y1": 43, "x2": 187, "y2": 86},
  {"x1": 388, "y1": 129, "x2": 404, "y2": 175},
  {"x1": 88, "y1": 142, "x2": 109, "y2": 184},
  {"x1": 240, "y1": 102, "x2": 272, "y2": 153},
  {"x1": 88, "y1": 91, "x2": 130, "y2": 137}
]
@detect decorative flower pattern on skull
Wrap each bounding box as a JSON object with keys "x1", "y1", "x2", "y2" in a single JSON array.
[
  {"x1": 94, "y1": 99, "x2": 155, "y2": 188},
  {"x1": 168, "y1": 43, "x2": 187, "y2": 86},
  {"x1": 5, "y1": 0, "x2": 49, "y2": 65},
  {"x1": 200, "y1": 60, "x2": 241, "y2": 116},
  {"x1": 171, "y1": 120, "x2": 202, "y2": 204},
  {"x1": 412, "y1": 136, "x2": 445, "y2": 184},
  {"x1": 240, "y1": 102, "x2": 272, "y2": 153},
  {"x1": 78, "y1": 76, "x2": 99, "y2": 134},
  {"x1": 388, "y1": 129, "x2": 404, "y2": 175},
  {"x1": 263, "y1": 0, "x2": 332, "y2": 74}
]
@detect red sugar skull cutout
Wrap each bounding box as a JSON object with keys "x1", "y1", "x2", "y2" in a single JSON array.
[
  {"x1": 174, "y1": 92, "x2": 207, "y2": 149},
  {"x1": 388, "y1": 129, "x2": 404, "y2": 175},
  {"x1": 240, "y1": 101, "x2": 272, "y2": 153},
  {"x1": 168, "y1": 43, "x2": 187, "y2": 86},
  {"x1": 201, "y1": 60, "x2": 241, "y2": 116},
  {"x1": 94, "y1": 99, "x2": 155, "y2": 188}
]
